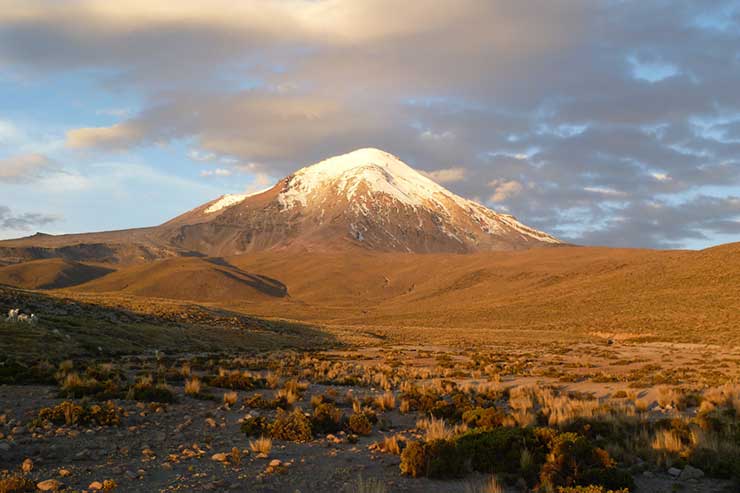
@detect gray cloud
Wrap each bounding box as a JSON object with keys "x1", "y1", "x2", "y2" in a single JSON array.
[
  {"x1": 0, "y1": 205, "x2": 59, "y2": 231},
  {"x1": 1, "y1": 1, "x2": 740, "y2": 248}
]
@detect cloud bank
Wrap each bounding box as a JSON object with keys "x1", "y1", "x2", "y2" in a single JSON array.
[{"x1": 0, "y1": 0, "x2": 739, "y2": 247}]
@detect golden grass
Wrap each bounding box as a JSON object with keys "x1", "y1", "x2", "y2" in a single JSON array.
[
  {"x1": 249, "y1": 436, "x2": 272, "y2": 456},
  {"x1": 184, "y1": 377, "x2": 202, "y2": 396},
  {"x1": 223, "y1": 391, "x2": 238, "y2": 406}
]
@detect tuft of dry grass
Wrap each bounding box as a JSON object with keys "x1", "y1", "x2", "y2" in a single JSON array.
[
  {"x1": 463, "y1": 476, "x2": 504, "y2": 493},
  {"x1": 378, "y1": 434, "x2": 402, "y2": 455},
  {"x1": 349, "y1": 475, "x2": 388, "y2": 493},
  {"x1": 416, "y1": 416, "x2": 457, "y2": 442},
  {"x1": 375, "y1": 391, "x2": 396, "y2": 411},
  {"x1": 184, "y1": 377, "x2": 202, "y2": 396},
  {"x1": 249, "y1": 436, "x2": 272, "y2": 456},
  {"x1": 223, "y1": 391, "x2": 238, "y2": 406}
]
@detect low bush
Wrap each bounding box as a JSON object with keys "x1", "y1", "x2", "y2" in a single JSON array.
[
  {"x1": 269, "y1": 408, "x2": 313, "y2": 442},
  {"x1": 208, "y1": 370, "x2": 266, "y2": 390},
  {"x1": 539, "y1": 433, "x2": 634, "y2": 491},
  {"x1": 33, "y1": 401, "x2": 123, "y2": 427},
  {"x1": 425, "y1": 439, "x2": 468, "y2": 478},
  {"x1": 0, "y1": 471, "x2": 35, "y2": 493},
  {"x1": 311, "y1": 403, "x2": 345, "y2": 434},
  {"x1": 400, "y1": 441, "x2": 426, "y2": 478},
  {"x1": 462, "y1": 407, "x2": 505, "y2": 429},
  {"x1": 241, "y1": 415, "x2": 269, "y2": 437},
  {"x1": 126, "y1": 376, "x2": 176, "y2": 403},
  {"x1": 348, "y1": 412, "x2": 373, "y2": 436}
]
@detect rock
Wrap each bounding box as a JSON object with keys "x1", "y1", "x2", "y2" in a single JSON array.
[
  {"x1": 0, "y1": 442, "x2": 10, "y2": 452},
  {"x1": 268, "y1": 459, "x2": 282, "y2": 467},
  {"x1": 211, "y1": 453, "x2": 228, "y2": 462},
  {"x1": 37, "y1": 479, "x2": 62, "y2": 491},
  {"x1": 89, "y1": 481, "x2": 104, "y2": 490},
  {"x1": 22, "y1": 458, "x2": 33, "y2": 473},
  {"x1": 58, "y1": 468, "x2": 72, "y2": 477},
  {"x1": 642, "y1": 470, "x2": 654, "y2": 478},
  {"x1": 679, "y1": 465, "x2": 704, "y2": 481},
  {"x1": 667, "y1": 467, "x2": 682, "y2": 478}
]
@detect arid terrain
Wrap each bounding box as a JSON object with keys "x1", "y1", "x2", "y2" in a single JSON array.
[
  {"x1": 1, "y1": 152, "x2": 740, "y2": 492},
  {"x1": 2, "y1": 241, "x2": 740, "y2": 492}
]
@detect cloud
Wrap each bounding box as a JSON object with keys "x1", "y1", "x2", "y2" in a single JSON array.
[
  {"x1": 420, "y1": 167, "x2": 466, "y2": 184},
  {"x1": 200, "y1": 168, "x2": 232, "y2": 177},
  {"x1": 66, "y1": 122, "x2": 147, "y2": 150},
  {"x1": 0, "y1": 153, "x2": 55, "y2": 183},
  {"x1": 1, "y1": 1, "x2": 740, "y2": 247},
  {"x1": 0, "y1": 205, "x2": 59, "y2": 231},
  {"x1": 488, "y1": 180, "x2": 523, "y2": 202}
]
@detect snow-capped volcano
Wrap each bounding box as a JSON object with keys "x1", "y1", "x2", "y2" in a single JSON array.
[
  {"x1": 0, "y1": 148, "x2": 561, "y2": 263},
  {"x1": 167, "y1": 148, "x2": 560, "y2": 254}
]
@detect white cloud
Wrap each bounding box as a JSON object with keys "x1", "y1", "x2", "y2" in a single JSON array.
[
  {"x1": 420, "y1": 167, "x2": 466, "y2": 184},
  {"x1": 583, "y1": 186, "x2": 628, "y2": 197},
  {"x1": 200, "y1": 168, "x2": 233, "y2": 177},
  {"x1": 488, "y1": 179, "x2": 523, "y2": 202}
]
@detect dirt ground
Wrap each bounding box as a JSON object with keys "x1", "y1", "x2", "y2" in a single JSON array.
[{"x1": 1, "y1": 341, "x2": 738, "y2": 492}]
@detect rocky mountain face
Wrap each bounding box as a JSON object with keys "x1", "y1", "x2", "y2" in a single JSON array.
[{"x1": 0, "y1": 148, "x2": 560, "y2": 263}]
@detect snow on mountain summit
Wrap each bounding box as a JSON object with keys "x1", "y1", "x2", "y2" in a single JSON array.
[{"x1": 276, "y1": 148, "x2": 451, "y2": 210}]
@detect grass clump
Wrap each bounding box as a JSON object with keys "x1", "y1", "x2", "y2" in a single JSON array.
[
  {"x1": 126, "y1": 375, "x2": 175, "y2": 403},
  {"x1": 249, "y1": 436, "x2": 273, "y2": 456},
  {"x1": 0, "y1": 470, "x2": 35, "y2": 493},
  {"x1": 208, "y1": 369, "x2": 266, "y2": 390},
  {"x1": 311, "y1": 403, "x2": 345, "y2": 435}
]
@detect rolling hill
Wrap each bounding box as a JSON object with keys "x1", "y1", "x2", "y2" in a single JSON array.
[{"x1": 0, "y1": 258, "x2": 113, "y2": 290}]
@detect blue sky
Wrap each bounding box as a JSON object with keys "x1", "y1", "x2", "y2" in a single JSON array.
[{"x1": 1, "y1": 0, "x2": 739, "y2": 249}]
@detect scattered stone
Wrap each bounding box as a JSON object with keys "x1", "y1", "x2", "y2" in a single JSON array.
[
  {"x1": 667, "y1": 467, "x2": 682, "y2": 478},
  {"x1": 211, "y1": 452, "x2": 228, "y2": 463},
  {"x1": 679, "y1": 465, "x2": 704, "y2": 481},
  {"x1": 269, "y1": 459, "x2": 282, "y2": 468},
  {"x1": 22, "y1": 458, "x2": 33, "y2": 473},
  {"x1": 89, "y1": 481, "x2": 104, "y2": 490},
  {"x1": 37, "y1": 479, "x2": 62, "y2": 491},
  {"x1": 205, "y1": 417, "x2": 217, "y2": 428},
  {"x1": 58, "y1": 468, "x2": 72, "y2": 478}
]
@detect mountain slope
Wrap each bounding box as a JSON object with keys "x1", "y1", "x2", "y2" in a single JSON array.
[{"x1": 0, "y1": 148, "x2": 560, "y2": 263}]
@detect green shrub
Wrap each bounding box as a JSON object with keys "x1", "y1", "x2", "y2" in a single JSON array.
[
  {"x1": 0, "y1": 471, "x2": 36, "y2": 493},
  {"x1": 425, "y1": 439, "x2": 467, "y2": 478},
  {"x1": 348, "y1": 413, "x2": 373, "y2": 436},
  {"x1": 457, "y1": 427, "x2": 547, "y2": 484},
  {"x1": 244, "y1": 393, "x2": 277, "y2": 409},
  {"x1": 400, "y1": 441, "x2": 426, "y2": 477},
  {"x1": 0, "y1": 359, "x2": 56, "y2": 385},
  {"x1": 462, "y1": 406, "x2": 504, "y2": 429},
  {"x1": 269, "y1": 408, "x2": 313, "y2": 442},
  {"x1": 240, "y1": 415, "x2": 269, "y2": 437},
  {"x1": 311, "y1": 403, "x2": 345, "y2": 434},
  {"x1": 539, "y1": 433, "x2": 633, "y2": 491},
  {"x1": 34, "y1": 400, "x2": 123, "y2": 427},
  {"x1": 208, "y1": 371, "x2": 266, "y2": 390},
  {"x1": 126, "y1": 377, "x2": 175, "y2": 403}
]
